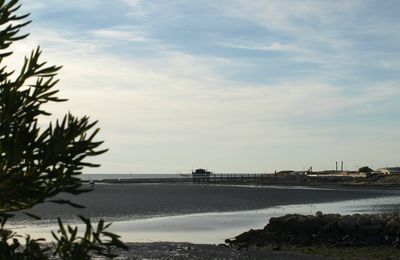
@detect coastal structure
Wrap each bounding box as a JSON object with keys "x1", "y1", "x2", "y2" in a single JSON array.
[
  {"x1": 192, "y1": 168, "x2": 212, "y2": 177},
  {"x1": 190, "y1": 168, "x2": 370, "y2": 185},
  {"x1": 192, "y1": 168, "x2": 212, "y2": 183},
  {"x1": 191, "y1": 169, "x2": 310, "y2": 184},
  {"x1": 377, "y1": 167, "x2": 400, "y2": 175}
]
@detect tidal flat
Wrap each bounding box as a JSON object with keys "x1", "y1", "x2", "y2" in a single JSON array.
[
  {"x1": 10, "y1": 184, "x2": 400, "y2": 259},
  {"x1": 14, "y1": 184, "x2": 397, "y2": 223}
]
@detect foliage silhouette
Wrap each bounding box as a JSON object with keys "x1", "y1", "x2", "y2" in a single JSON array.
[
  {"x1": 358, "y1": 166, "x2": 373, "y2": 173},
  {"x1": 0, "y1": 0, "x2": 127, "y2": 258}
]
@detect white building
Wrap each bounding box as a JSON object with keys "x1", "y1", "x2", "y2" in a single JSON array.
[{"x1": 377, "y1": 167, "x2": 400, "y2": 175}]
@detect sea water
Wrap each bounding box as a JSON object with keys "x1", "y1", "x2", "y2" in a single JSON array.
[
  {"x1": 13, "y1": 193, "x2": 400, "y2": 244},
  {"x1": 81, "y1": 173, "x2": 189, "y2": 180}
]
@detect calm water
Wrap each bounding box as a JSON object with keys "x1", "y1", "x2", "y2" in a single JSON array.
[
  {"x1": 81, "y1": 173, "x2": 190, "y2": 180},
  {"x1": 13, "y1": 192, "x2": 400, "y2": 244}
]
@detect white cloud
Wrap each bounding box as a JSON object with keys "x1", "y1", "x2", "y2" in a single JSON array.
[
  {"x1": 212, "y1": 0, "x2": 362, "y2": 67},
  {"x1": 119, "y1": 0, "x2": 147, "y2": 16},
  {"x1": 91, "y1": 26, "x2": 152, "y2": 42},
  {"x1": 216, "y1": 0, "x2": 360, "y2": 35},
  {"x1": 120, "y1": 0, "x2": 142, "y2": 8},
  {"x1": 22, "y1": 2, "x2": 46, "y2": 11},
  {"x1": 219, "y1": 41, "x2": 308, "y2": 53}
]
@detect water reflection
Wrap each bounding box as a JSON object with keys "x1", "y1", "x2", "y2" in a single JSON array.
[{"x1": 13, "y1": 195, "x2": 400, "y2": 244}]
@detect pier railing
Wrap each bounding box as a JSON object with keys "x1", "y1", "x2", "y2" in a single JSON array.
[{"x1": 192, "y1": 173, "x2": 309, "y2": 184}]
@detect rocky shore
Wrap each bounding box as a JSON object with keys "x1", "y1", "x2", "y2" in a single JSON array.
[{"x1": 227, "y1": 212, "x2": 400, "y2": 248}]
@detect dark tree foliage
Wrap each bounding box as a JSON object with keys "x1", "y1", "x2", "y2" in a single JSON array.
[
  {"x1": 0, "y1": 0, "x2": 127, "y2": 258},
  {"x1": 358, "y1": 166, "x2": 373, "y2": 173}
]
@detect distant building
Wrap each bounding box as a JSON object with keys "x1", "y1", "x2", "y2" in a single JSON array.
[
  {"x1": 276, "y1": 170, "x2": 295, "y2": 175},
  {"x1": 192, "y1": 168, "x2": 212, "y2": 177},
  {"x1": 377, "y1": 167, "x2": 400, "y2": 175}
]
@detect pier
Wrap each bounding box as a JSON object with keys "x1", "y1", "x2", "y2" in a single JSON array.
[{"x1": 192, "y1": 173, "x2": 309, "y2": 184}]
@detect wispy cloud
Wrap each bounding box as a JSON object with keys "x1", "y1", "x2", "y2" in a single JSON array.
[
  {"x1": 22, "y1": 2, "x2": 46, "y2": 11},
  {"x1": 215, "y1": 0, "x2": 361, "y2": 35},
  {"x1": 120, "y1": 0, "x2": 142, "y2": 8},
  {"x1": 211, "y1": 1, "x2": 366, "y2": 66},
  {"x1": 219, "y1": 41, "x2": 307, "y2": 53},
  {"x1": 91, "y1": 26, "x2": 152, "y2": 42},
  {"x1": 119, "y1": 0, "x2": 147, "y2": 16}
]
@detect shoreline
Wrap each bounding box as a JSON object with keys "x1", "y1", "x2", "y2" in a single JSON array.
[
  {"x1": 84, "y1": 175, "x2": 400, "y2": 188},
  {"x1": 10, "y1": 183, "x2": 397, "y2": 225},
  {"x1": 15, "y1": 194, "x2": 400, "y2": 244},
  {"x1": 16, "y1": 195, "x2": 400, "y2": 244}
]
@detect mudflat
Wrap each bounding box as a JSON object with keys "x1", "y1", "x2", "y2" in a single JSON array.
[{"x1": 15, "y1": 183, "x2": 395, "y2": 224}]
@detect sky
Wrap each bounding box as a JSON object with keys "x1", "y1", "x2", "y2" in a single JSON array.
[{"x1": 8, "y1": 0, "x2": 400, "y2": 173}]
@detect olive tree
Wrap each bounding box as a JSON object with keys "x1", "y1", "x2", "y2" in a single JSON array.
[{"x1": 0, "y1": 0, "x2": 126, "y2": 258}]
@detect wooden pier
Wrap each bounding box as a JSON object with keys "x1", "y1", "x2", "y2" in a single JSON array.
[{"x1": 192, "y1": 173, "x2": 309, "y2": 184}]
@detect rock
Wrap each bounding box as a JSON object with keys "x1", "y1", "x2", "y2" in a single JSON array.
[
  {"x1": 267, "y1": 215, "x2": 293, "y2": 232},
  {"x1": 383, "y1": 219, "x2": 400, "y2": 235},
  {"x1": 295, "y1": 234, "x2": 311, "y2": 245},
  {"x1": 358, "y1": 224, "x2": 383, "y2": 236},
  {"x1": 370, "y1": 216, "x2": 384, "y2": 226},
  {"x1": 234, "y1": 229, "x2": 263, "y2": 243},
  {"x1": 298, "y1": 216, "x2": 321, "y2": 234},
  {"x1": 276, "y1": 232, "x2": 291, "y2": 243},
  {"x1": 379, "y1": 213, "x2": 394, "y2": 222},
  {"x1": 271, "y1": 244, "x2": 281, "y2": 251},
  {"x1": 338, "y1": 215, "x2": 357, "y2": 234},
  {"x1": 225, "y1": 239, "x2": 233, "y2": 244},
  {"x1": 229, "y1": 212, "x2": 400, "y2": 249},
  {"x1": 255, "y1": 242, "x2": 267, "y2": 247},
  {"x1": 322, "y1": 214, "x2": 341, "y2": 224},
  {"x1": 268, "y1": 216, "x2": 281, "y2": 226},
  {"x1": 281, "y1": 214, "x2": 304, "y2": 233},
  {"x1": 319, "y1": 222, "x2": 338, "y2": 234},
  {"x1": 269, "y1": 214, "x2": 302, "y2": 233},
  {"x1": 384, "y1": 235, "x2": 394, "y2": 243},
  {"x1": 269, "y1": 214, "x2": 300, "y2": 226},
  {"x1": 356, "y1": 214, "x2": 371, "y2": 227},
  {"x1": 318, "y1": 223, "x2": 341, "y2": 241}
]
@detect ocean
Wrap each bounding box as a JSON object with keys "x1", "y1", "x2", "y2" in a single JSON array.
[{"x1": 81, "y1": 173, "x2": 190, "y2": 180}]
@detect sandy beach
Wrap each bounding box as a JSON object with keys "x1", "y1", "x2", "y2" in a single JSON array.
[{"x1": 13, "y1": 183, "x2": 396, "y2": 224}]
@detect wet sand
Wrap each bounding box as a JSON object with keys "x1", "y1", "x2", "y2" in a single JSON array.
[{"x1": 15, "y1": 183, "x2": 396, "y2": 224}]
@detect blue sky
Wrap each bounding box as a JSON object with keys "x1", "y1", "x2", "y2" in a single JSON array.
[{"x1": 10, "y1": 0, "x2": 400, "y2": 173}]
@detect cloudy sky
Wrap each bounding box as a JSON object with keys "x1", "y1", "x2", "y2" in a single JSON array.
[{"x1": 11, "y1": 0, "x2": 400, "y2": 173}]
